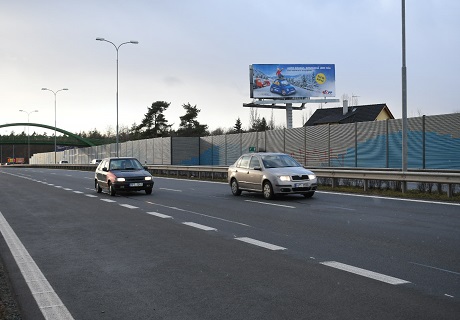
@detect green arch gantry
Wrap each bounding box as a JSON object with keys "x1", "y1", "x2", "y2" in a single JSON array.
[{"x1": 0, "y1": 123, "x2": 96, "y2": 147}]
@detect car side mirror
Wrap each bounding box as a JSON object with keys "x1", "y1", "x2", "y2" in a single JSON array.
[
  {"x1": 102, "y1": 167, "x2": 108, "y2": 172},
  {"x1": 253, "y1": 166, "x2": 262, "y2": 171}
]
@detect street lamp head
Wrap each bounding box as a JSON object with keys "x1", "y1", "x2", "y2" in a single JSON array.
[
  {"x1": 19, "y1": 109, "x2": 24, "y2": 112},
  {"x1": 130, "y1": 41, "x2": 139, "y2": 44},
  {"x1": 62, "y1": 88, "x2": 69, "y2": 91},
  {"x1": 96, "y1": 37, "x2": 105, "y2": 41},
  {"x1": 41, "y1": 88, "x2": 48, "y2": 91}
]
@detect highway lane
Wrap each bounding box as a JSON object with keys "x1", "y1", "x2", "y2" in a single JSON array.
[{"x1": 0, "y1": 167, "x2": 459, "y2": 319}]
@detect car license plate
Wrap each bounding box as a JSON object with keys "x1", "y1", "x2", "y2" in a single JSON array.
[
  {"x1": 295, "y1": 183, "x2": 308, "y2": 188},
  {"x1": 129, "y1": 183, "x2": 143, "y2": 187}
]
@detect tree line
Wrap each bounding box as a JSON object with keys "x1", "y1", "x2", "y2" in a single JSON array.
[
  {"x1": 81, "y1": 101, "x2": 281, "y2": 142},
  {"x1": 1, "y1": 101, "x2": 282, "y2": 144}
]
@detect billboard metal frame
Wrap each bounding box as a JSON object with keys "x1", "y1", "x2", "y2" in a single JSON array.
[{"x1": 246, "y1": 65, "x2": 339, "y2": 129}]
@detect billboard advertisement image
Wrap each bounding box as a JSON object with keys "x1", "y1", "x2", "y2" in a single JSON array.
[{"x1": 251, "y1": 64, "x2": 335, "y2": 99}]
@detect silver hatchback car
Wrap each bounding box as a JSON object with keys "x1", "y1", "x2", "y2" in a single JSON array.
[{"x1": 228, "y1": 152, "x2": 317, "y2": 200}]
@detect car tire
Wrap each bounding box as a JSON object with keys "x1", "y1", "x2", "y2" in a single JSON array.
[
  {"x1": 231, "y1": 179, "x2": 242, "y2": 196},
  {"x1": 145, "y1": 188, "x2": 152, "y2": 195},
  {"x1": 263, "y1": 181, "x2": 275, "y2": 200},
  {"x1": 109, "y1": 182, "x2": 116, "y2": 196},
  {"x1": 303, "y1": 191, "x2": 315, "y2": 198},
  {"x1": 95, "y1": 180, "x2": 102, "y2": 193}
]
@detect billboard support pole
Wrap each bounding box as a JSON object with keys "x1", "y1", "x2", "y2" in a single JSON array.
[{"x1": 286, "y1": 103, "x2": 293, "y2": 129}]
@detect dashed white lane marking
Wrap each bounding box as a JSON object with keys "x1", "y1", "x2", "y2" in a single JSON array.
[
  {"x1": 159, "y1": 188, "x2": 182, "y2": 192},
  {"x1": 73, "y1": 191, "x2": 83, "y2": 194},
  {"x1": 244, "y1": 200, "x2": 296, "y2": 209},
  {"x1": 100, "y1": 199, "x2": 116, "y2": 203},
  {"x1": 146, "y1": 201, "x2": 250, "y2": 227},
  {"x1": 85, "y1": 194, "x2": 98, "y2": 198},
  {"x1": 320, "y1": 261, "x2": 410, "y2": 285},
  {"x1": 119, "y1": 204, "x2": 138, "y2": 209},
  {"x1": 182, "y1": 222, "x2": 217, "y2": 231},
  {"x1": 0, "y1": 212, "x2": 74, "y2": 320},
  {"x1": 235, "y1": 237, "x2": 286, "y2": 251},
  {"x1": 147, "y1": 212, "x2": 173, "y2": 219},
  {"x1": 63, "y1": 188, "x2": 72, "y2": 191}
]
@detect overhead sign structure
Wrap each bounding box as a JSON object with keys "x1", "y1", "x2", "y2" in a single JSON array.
[{"x1": 250, "y1": 64, "x2": 336, "y2": 99}]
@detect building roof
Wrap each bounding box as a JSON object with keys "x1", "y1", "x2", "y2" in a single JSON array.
[{"x1": 304, "y1": 103, "x2": 394, "y2": 126}]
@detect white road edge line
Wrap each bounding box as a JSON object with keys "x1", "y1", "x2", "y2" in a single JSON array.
[
  {"x1": 320, "y1": 261, "x2": 410, "y2": 285},
  {"x1": 317, "y1": 191, "x2": 460, "y2": 206},
  {"x1": 147, "y1": 212, "x2": 173, "y2": 219},
  {"x1": 0, "y1": 211, "x2": 75, "y2": 320},
  {"x1": 182, "y1": 222, "x2": 217, "y2": 231},
  {"x1": 235, "y1": 237, "x2": 286, "y2": 251}
]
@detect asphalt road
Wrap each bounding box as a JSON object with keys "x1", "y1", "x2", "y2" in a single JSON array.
[{"x1": 0, "y1": 167, "x2": 459, "y2": 319}]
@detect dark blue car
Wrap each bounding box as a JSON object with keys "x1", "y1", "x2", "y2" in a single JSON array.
[{"x1": 270, "y1": 79, "x2": 296, "y2": 96}]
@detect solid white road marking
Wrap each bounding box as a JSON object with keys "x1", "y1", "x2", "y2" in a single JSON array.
[
  {"x1": 409, "y1": 261, "x2": 460, "y2": 275},
  {"x1": 119, "y1": 204, "x2": 138, "y2": 209},
  {"x1": 182, "y1": 222, "x2": 217, "y2": 231},
  {"x1": 320, "y1": 261, "x2": 410, "y2": 285},
  {"x1": 235, "y1": 237, "x2": 286, "y2": 251},
  {"x1": 147, "y1": 212, "x2": 173, "y2": 219},
  {"x1": 244, "y1": 200, "x2": 295, "y2": 209},
  {"x1": 0, "y1": 212, "x2": 74, "y2": 320},
  {"x1": 318, "y1": 191, "x2": 460, "y2": 206}
]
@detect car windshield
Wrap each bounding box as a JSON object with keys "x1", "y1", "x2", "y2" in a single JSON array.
[
  {"x1": 261, "y1": 155, "x2": 301, "y2": 168},
  {"x1": 109, "y1": 159, "x2": 144, "y2": 170}
]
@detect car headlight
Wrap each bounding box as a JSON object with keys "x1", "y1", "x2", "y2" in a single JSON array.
[
  {"x1": 279, "y1": 175, "x2": 291, "y2": 182},
  {"x1": 116, "y1": 177, "x2": 126, "y2": 182},
  {"x1": 308, "y1": 174, "x2": 316, "y2": 180},
  {"x1": 144, "y1": 176, "x2": 152, "y2": 181}
]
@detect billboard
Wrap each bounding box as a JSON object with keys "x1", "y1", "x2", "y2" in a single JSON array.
[{"x1": 250, "y1": 64, "x2": 335, "y2": 99}]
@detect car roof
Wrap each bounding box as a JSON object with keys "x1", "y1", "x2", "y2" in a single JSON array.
[
  {"x1": 241, "y1": 152, "x2": 285, "y2": 157},
  {"x1": 103, "y1": 157, "x2": 139, "y2": 161}
]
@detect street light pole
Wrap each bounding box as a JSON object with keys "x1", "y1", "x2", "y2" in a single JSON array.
[
  {"x1": 41, "y1": 88, "x2": 68, "y2": 164},
  {"x1": 19, "y1": 109, "x2": 39, "y2": 162},
  {"x1": 96, "y1": 37, "x2": 138, "y2": 157},
  {"x1": 401, "y1": 0, "x2": 408, "y2": 192}
]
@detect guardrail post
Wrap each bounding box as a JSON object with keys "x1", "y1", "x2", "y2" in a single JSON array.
[
  {"x1": 447, "y1": 184, "x2": 453, "y2": 198},
  {"x1": 363, "y1": 179, "x2": 368, "y2": 192},
  {"x1": 332, "y1": 178, "x2": 337, "y2": 189}
]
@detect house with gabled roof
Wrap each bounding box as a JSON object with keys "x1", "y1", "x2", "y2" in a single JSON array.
[{"x1": 304, "y1": 103, "x2": 395, "y2": 126}]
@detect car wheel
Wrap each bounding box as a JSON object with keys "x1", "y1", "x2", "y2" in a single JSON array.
[
  {"x1": 263, "y1": 181, "x2": 275, "y2": 200},
  {"x1": 95, "y1": 180, "x2": 102, "y2": 193},
  {"x1": 145, "y1": 188, "x2": 152, "y2": 195},
  {"x1": 303, "y1": 191, "x2": 315, "y2": 198},
  {"x1": 109, "y1": 182, "x2": 116, "y2": 196},
  {"x1": 231, "y1": 179, "x2": 242, "y2": 196}
]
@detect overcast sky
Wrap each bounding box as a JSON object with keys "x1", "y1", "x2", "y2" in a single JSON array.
[{"x1": 1, "y1": 0, "x2": 459, "y2": 136}]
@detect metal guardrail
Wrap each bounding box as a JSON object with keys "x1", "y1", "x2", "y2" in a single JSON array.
[{"x1": 3, "y1": 164, "x2": 460, "y2": 197}]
